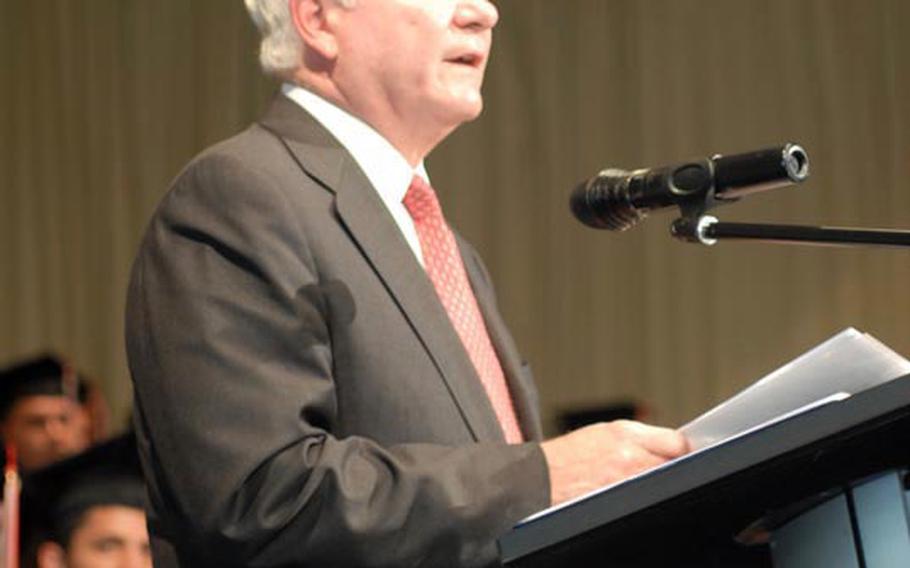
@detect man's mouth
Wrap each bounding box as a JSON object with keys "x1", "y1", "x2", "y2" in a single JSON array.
[{"x1": 446, "y1": 53, "x2": 484, "y2": 68}]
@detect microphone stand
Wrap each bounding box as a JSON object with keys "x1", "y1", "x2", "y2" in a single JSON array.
[{"x1": 671, "y1": 216, "x2": 910, "y2": 249}]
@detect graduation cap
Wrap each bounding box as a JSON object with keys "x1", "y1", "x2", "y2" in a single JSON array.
[
  {"x1": 20, "y1": 432, "x2": 145, "y2": 547},
  {"x1": 0, "y1": 355, "x2": 87, "y2": 421}
]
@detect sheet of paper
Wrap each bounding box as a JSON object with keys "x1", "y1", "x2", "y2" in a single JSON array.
[{"x1": 682, "y1": 328, "x2": 910, "y2": 450}]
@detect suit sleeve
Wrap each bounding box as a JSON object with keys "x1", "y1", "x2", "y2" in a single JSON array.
[{"x1": 125, "y1": 152, "x2": 550, "y2": 567}]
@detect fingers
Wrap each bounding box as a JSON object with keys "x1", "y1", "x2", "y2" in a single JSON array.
[
  {"x1": 619, "y1": 421, "x2": 690, "y2": 459},
  {"x1": 622, "y1": 444, "x2": 671, "y2": 473}
]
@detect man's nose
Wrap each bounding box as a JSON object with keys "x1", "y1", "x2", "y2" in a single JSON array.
[
  {"x1": 121, "y1": 549, "x2": 151, "y2": 568},
  {"x1": 44, "y1": 417, "x2": 69, "y2": 444},
  {"x1": 454, "y1": 0, "x2": 499, "y2": 32}
]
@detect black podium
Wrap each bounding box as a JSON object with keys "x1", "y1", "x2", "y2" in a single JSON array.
[{"x1": 499, "y1": 374, "x2": 910, "y2": 567}]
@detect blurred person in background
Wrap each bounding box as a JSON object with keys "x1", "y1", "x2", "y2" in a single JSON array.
[
  {"x1": 23, "y1": 433, "x2": 150, "y2": 568},
  {"x1": 1, "y1": 355, "x2": 110, "y2": 473}
]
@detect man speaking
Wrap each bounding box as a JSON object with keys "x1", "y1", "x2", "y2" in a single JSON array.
[{"x1": 125, "y1": 0, "x2": 689, "y2": 566}]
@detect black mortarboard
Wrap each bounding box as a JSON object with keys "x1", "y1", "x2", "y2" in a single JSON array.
[
  {"x1": 20, "y1": 432, "x2": 145, "y2": 546},
  {"x1": 0, "y1": 355, "x2": 87, "y2": 420}
]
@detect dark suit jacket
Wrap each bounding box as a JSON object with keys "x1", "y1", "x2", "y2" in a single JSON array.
[{"x1": 125, "y1": 95, "x2": 550, "y2": 567}]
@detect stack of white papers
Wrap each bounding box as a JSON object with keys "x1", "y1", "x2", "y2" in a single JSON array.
[
  {"x1": 521, "y1": 328, "x2": 910, "y2": 523},
  {"x1": 682, "y1": 327, "x2": 910, "y2": 451}
]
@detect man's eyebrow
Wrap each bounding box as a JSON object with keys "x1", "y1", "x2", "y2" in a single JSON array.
[{"x1": 92, "y1": 535, "x2": 127, "y2": 547}]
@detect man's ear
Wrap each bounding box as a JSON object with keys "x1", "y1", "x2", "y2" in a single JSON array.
[
  {"x1": 36, "y1": 541, "x2": 67, "y2": 568},
  {"x1": 289, "y1": 0, "x2": 341, "y2": 61}
]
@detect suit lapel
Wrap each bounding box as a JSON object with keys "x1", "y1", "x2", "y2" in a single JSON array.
[
  {"x1": 258, "y1": 96, "x2": 506, "y2": 443},
  {"x1": 458, "y1": 239, "x2": 544, "y2": 442}
]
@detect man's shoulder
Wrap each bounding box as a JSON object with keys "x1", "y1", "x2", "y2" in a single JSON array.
[
  {"x1": 165, "y1": 120, "x2": 326, "y2": 208},
  {"x1": 134, "y1": 124, "x2": 325, "y2": 249},
  {"x1": 180, "y1": 123, "x2": 286, "y2": 184},
  {"x1": 131, "y1": 121, "x2": 330, "y2": 274}
]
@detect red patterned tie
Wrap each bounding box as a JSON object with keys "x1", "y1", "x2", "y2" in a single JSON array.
[{"x1": 403, "y1": 176, "x2": 523, "y2": 444}]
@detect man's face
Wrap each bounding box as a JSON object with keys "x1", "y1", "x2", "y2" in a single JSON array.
[
  {"x1": 333, "y1": 0, "x2": 499, "y2": 138},
  {"x1": 1, "y1": 395, "x2": 90, "y2": 471},
  {"x1": 41, "y1": 506, "x2": 152, "y2": 568}
]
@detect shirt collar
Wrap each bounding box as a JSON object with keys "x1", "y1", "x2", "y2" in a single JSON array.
[{"x1": 281, "y1": 83, "x2": 429, "y2": 206}]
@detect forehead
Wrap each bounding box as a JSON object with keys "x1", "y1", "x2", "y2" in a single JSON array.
[
  {"x1": 73, "y1": 505, "x2": 148, "y2": 537},
  {"x1": 7, "y1": 394, "x2": 78, "y2": 419},
  {"x1": 344, "y1": 0, "x2": 455, "y2": 22}
]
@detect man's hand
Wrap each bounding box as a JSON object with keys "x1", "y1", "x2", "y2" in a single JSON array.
[{"x1": 540, "y1": 421, "x2": 690, "y2": 506}]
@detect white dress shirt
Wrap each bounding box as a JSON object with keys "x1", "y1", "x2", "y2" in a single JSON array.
[{"x1": 282, "y1": 83, "x2": 427, "y2": 266}]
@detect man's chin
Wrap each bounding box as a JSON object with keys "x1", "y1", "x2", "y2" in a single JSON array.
[{"x1": 439, "y1": 96, "x2": 485, "y2": 126}]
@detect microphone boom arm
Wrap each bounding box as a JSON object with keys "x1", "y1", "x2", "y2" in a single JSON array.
[
  {"x1": 671, "y1": 216, "x2": 910, "y2": 249},
  {"x1": 663, "y1": 145, "x2": 910, "y2": 250}
]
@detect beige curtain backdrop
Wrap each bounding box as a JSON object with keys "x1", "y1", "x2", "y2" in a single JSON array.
[{"x1": 2, "y1": 0, "x2": 908, "y2": 433}]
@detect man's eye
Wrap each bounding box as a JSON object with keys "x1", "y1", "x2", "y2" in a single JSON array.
[
  {"x1": 25, "y1": 417, "x2": 48, "y2": 429},
  {"x1": 92, "y1": 539, "x2": 122, "y2": 553}
]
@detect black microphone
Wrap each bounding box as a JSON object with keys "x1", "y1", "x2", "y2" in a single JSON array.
[{"x1": 570, "y1": 144, "x2": 810, "y2": 231}]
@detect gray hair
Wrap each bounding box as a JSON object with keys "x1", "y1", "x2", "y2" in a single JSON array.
[{"x1": 244, "y1": 0, "x2": 355, "y2": 77}]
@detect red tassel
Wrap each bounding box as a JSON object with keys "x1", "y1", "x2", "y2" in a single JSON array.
[{"x1": 3, "y1": 444, "x2": 20, "y2": 568}]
